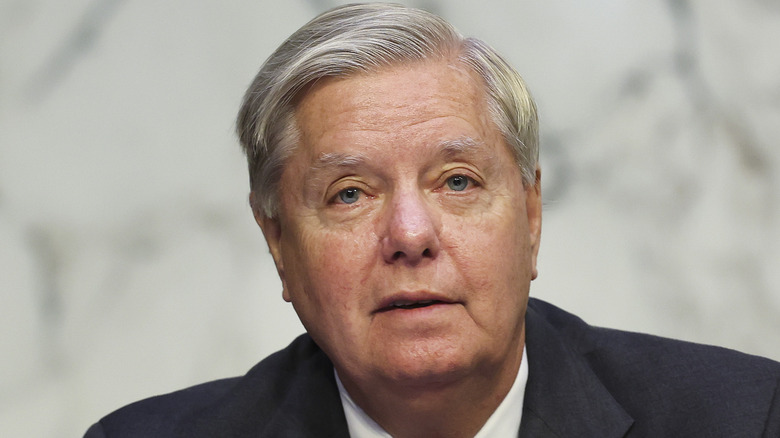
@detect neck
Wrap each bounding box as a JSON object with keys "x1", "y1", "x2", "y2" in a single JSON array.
[{"x1": 339, "y1": 339, "x2": 525, "y2": 438}]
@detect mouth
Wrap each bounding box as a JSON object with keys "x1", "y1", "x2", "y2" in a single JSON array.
[
  {"x1": 376, "y1": 299, "x2": 448, "y2": 312},
  {"x1": 374, "y1": 290, "x2": 459, "y2": 314}
]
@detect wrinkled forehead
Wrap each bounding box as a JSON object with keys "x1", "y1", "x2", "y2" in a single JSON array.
[
  {"x1": 297, "y1": 59, "x2": 494, "y2": 134},
  {"x1": 289, "y1": 60, "x2": 496, "y2": 155},
  {"x1": 290, "y1": 51, "x2": 478, "y2": 107}
]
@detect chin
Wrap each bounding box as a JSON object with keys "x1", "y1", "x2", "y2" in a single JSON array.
[{"x1": 377, "y1": 339, "x2": 476, "y2": 386}]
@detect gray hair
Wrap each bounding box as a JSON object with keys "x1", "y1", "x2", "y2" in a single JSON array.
[{"x1": 237, "y1": 3, "x2": 538, "y2": 218}]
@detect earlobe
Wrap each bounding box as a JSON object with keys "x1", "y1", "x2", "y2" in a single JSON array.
[
  {"x1": 251, "y1": 192, "x2": 290, "y2": 301},
  {"x1": 526, "y1": 167, "x2": 542, "y2": 280},
  {"x1": 281, "y1": 285, "x2": 291, "y2": 302}
]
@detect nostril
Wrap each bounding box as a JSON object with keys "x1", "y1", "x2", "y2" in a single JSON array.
[
  {"x1": 422, "y1": 248, "x2": 432, "y2": 257},
  {"x1": 392, "y1": 251, "x2": 403, "y2": 261}
]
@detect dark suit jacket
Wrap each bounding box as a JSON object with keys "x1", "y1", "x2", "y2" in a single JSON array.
[{"x1": 85, "y1": 298, "x2": 780, "y2": 437}]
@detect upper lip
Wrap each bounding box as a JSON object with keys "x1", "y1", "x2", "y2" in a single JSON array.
[{"x1": 374, "y1": 291, "x2": 457, "y2": 313}]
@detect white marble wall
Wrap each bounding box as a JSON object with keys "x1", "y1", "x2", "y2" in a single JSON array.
[{"x1": 1, "y1": 0, "x2": 778, "y2": 436}]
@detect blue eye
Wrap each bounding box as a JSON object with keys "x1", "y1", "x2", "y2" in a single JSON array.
[
  {"x1": 337, "y1": 187, "x2": 361, "y2": 204},
  {"x1": 446, "y1": 175, "x2": 470, "y2": 191}
]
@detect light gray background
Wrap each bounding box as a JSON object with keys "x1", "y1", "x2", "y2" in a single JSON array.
[{"x1": 2, "y1": 0, "x2": 779, "y2": 436}]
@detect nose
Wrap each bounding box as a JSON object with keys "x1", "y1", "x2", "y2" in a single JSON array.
[{"x1": 380, "y1": 190, "x2": 441, "y2": 265}]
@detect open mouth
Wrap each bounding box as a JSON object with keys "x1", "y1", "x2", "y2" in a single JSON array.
[{"x1": 377, "y1": 299, "x2": 446, "y2": 312}]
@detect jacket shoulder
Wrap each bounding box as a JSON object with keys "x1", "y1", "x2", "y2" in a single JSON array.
[
  {"x1": 528, "y1": 297, "x2": 780, "y2": 372},
  {"x1": 527, "y1": 298, "x2": 780, "y2": 436},
  {"x1": 88, "y1": 334, "x2": 348, "y2": 437},
  {"x1": 85, "y1": 377, "x2": 240, "y2": 437}
]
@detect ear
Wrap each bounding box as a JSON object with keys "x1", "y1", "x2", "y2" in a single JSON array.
[
  {"x1": 251, "y1": 192, "x2": 291, "y2": 302},
  {"x1": 525, "y1": 166, "x2": 542, "y2": 280}
]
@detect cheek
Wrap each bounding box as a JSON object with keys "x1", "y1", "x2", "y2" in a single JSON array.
[
  {"x1": 285, "y1": 225, "x2": 377, "y2": 303},
  {"x1": 285, "y1": 226, "x2": 382, "y2": 352},
  {"x1": 444, "y1": 204, "x2": 530, "y2": 293}
]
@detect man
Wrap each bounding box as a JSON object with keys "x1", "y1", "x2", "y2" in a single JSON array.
[{"x1": 86, "y1": 3, "x2": 780, "y2": 437}]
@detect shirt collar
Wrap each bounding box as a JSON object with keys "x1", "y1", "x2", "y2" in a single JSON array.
[{"x1": 335, "y1": 346, "x2": 528, "y2": 438}]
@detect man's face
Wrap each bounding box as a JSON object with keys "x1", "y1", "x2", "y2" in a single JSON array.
[{"x1": 258, "y1": 60, "x2": 541, "y2": 393}]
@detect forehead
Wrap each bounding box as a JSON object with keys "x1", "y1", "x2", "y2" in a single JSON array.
[{"x1": 291, "y1": 60, "x2": 497, "y2": 157}]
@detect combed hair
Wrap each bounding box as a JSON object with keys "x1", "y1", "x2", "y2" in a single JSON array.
[{"x1": 237, "y1": 3, "x2": 538, "y2": 218}]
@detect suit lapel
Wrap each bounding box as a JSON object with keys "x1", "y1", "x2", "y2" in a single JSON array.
[{"x1": 519, "y1": 301, "x2": 634, "y2": 438}]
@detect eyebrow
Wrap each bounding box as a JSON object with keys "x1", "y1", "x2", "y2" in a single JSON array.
[
  {"x1": 439, "y1": 136, "x2": 483, "y2": 159},
  {"x1": 312, "y1": 152, "x2": 368, "y2": 170},
  {"x1": 302, "y1": 152, "x2": 368, "y2": 203},
  {"x1": 312, "y1": 137, "x2": 482, "y2": 168},
  {"x1": 439, "y1": 136, "x2": 499, "y2": 171}
]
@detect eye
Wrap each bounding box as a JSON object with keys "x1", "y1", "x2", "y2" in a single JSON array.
[
  {"x1": 446, "y1": 175, "x2": 471, "y2": 192},
  {"x1": 336, "y1": 187, "x2": 361, "y2": 204}
]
